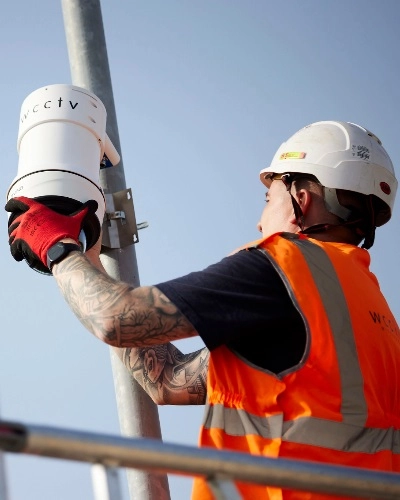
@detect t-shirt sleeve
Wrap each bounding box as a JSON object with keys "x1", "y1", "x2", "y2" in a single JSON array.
[{"x1": 155, "y1": 248, "x2": 303, "y2": 353}]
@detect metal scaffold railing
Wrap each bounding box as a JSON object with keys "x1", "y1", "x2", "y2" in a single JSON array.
[{"x1": 1, "y1": 419, "x2": 400, "y2": 500}]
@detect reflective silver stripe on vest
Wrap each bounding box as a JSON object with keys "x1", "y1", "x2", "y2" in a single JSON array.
[
  {"x1": 288, "y1": 237, "x2": 368, "y2": 426},
  {"x1": 203, "y1": 403, "x2": 283, "y2": 439},
  {"x1": 282, "y1": 416, "x2": 400, "y2": 454},
  {"x1": 203, "y1": 235, "x2": 400, "y2": 454}
]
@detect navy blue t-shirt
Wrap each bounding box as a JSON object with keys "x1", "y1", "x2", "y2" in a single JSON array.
[{"x1": 156, "y1": 248, "x2": 306, "y2": 374}]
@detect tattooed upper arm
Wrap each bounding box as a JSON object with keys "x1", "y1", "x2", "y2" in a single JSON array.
[
  {"x1": 118, "y1": 345, "x2": 210, "y2": 405},
  {"x1": 53, "y1": 252, "x2": 197, "y2": 347}
]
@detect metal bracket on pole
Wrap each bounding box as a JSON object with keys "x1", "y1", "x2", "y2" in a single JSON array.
[{"x1": 102, "y1": 188, "x2": 147, "y2": 249}]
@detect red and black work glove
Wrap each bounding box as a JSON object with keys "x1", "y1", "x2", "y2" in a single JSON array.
[{"x1": 5, "y1": 196, "x2": 98, "y2": 269}]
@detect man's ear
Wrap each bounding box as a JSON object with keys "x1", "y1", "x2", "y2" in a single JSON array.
[
  {"x1": 295, "y1": 188, "x2": 312, "y2": 215},
  {"x1": 288, "y1": 188, "x2": 312, "y2": 226}
]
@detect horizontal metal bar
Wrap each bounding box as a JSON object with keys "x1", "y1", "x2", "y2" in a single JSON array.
[{"x1": 1, "y1": 420, "x2": 400, "y2": 499}]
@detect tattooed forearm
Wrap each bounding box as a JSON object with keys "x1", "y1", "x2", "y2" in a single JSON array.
[
  {"x1": 118, "y1": 345, "x2": 209, "y2": 405},
  {"x1": 53, "y1": 251, "x2": 197, "y2": 347}
]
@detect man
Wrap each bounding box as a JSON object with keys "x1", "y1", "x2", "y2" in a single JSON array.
[{"x1": 6, "y1": 121, "x2": 400, "y2": 499}]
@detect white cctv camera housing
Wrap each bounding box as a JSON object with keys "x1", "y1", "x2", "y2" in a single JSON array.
[{"x1": 7, "y1": 83, "x2": 120, "y2": 274}]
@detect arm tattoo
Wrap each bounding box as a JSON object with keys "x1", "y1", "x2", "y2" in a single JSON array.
[
  {"x1": 120, "y1": 345, "x2": 209, "y2": 405},
  {"x1": 53, "y1": 252, "x2": 197, "y2": 347}
]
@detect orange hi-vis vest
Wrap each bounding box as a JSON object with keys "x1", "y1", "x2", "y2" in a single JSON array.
[{"x1": 192, "y1": 233, "x2": 400, "y2": 500}]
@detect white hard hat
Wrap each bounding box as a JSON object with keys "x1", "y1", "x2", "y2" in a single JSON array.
[{"x1": 260, "y1": 121, "x2": 397, "y2": 226}]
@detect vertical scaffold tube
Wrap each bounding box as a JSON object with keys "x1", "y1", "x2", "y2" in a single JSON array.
[{"x1": 60, "y1": 1, "x2": 171, "y2": 499}]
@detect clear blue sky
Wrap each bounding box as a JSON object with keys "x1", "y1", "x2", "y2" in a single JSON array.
[{"x1": 1, "y1": 1, "x2": 400, "y2": 499}]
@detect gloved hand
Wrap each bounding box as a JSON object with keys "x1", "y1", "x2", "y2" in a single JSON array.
[{"x1": 5, "y1": 196, "x2": 98, "y2": 268}]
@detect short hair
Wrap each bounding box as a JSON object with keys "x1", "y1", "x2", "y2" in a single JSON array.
[{"x1": 292, "y1": 173, "x2": 378, "y2": 246}]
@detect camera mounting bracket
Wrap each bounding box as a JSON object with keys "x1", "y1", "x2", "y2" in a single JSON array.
[{"x1": 102, "y1": 188, "x2": 147, "y2": 249}]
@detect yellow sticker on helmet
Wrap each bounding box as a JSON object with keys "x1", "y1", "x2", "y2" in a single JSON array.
[{"x1": 279, "y1": 152, "x2": 306, "y2": 160}]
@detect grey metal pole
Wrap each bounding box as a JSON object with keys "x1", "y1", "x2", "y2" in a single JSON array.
[
  {"x1": 0, "y1": 405, "x2": 9, "y2": 500},
  {"x1": 0, "y1": 453, "x2": 8, "y2": 500},
  {"x1": 60, "y1": 1, "x2": 170, "y2": 499},
  {"x1": 91, "y1": 464, "x2": 124, "y2": 500}
]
